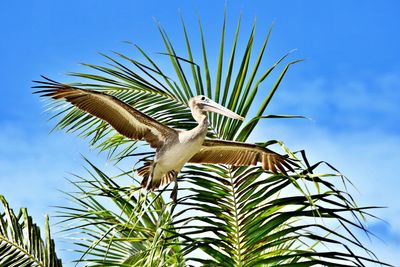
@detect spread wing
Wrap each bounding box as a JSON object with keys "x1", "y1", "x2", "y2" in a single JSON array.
[
  {"x1": 189, "y1": 139, "x2": 298, "y2": 174},
  {"x1": 34, "y1": 78, "x2": 177, "y2": 148}
]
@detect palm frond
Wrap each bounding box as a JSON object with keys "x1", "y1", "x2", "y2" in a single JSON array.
[
  {"x1": 56, "y1": 158, "x2": 184, "y2": 266},
  {"x1": 173, "y1": 148, "x2": 389, "y2": 266},
  {"x1": 0, "y1": 195, "x2": 62, "y2": 267}
]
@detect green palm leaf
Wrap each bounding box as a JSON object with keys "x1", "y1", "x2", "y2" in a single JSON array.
[
  {"x1": 177, "y1": 154, "x2": 387, "y2": 266},
  {"x1": 0, "y1": 195, "x2": 62, "y2": 267},
  {"x1": 56, "y1": 159, "x2": 184, "y2": 266}
]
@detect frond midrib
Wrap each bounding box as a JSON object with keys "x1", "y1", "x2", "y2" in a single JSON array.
[
  {"x1": 0, "y1": 235, "x2": 45, "y2": 267},
  {"x1": 229, "y1": 169, "x2": 244, "y2": 267}
]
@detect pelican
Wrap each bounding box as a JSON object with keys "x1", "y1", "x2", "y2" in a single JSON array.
[{"x1": 34, "y1": 78, "x2": 297, "y2": 201}]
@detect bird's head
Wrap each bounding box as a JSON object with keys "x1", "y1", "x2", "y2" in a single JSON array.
[{"x1": 189, "y1": 95, "x2": 244, "y2": 120}]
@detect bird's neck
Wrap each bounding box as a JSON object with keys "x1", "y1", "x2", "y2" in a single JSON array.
[
  {"x1": 191, "y1": 109, "x2": 208, "y2": 135},
  {"x1": 192, "y1": 108, "x2": 206, "y2": 124},
  {"x1": 191, "y1": 116, "x2": 208, "y2": 142},
  {"x1": 198, "y1": 115, "x2": 208, "y2": 132}
]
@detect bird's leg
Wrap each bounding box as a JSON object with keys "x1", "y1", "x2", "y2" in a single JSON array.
[
  {"x1": 170, "y1": 180, "x2": 178, "y2": 203},
  {"x1": 146, "y1": 162, "x2": 156, "y2": 190},
  {"x1": 170, "y1": 172, "x2": 178, "y2": 203}
]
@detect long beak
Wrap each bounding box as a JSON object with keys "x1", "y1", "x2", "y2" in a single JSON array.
[{"x1": 202, "y1": 100, "x2": 244, "y2": 120}]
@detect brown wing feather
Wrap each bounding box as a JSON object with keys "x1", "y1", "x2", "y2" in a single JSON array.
[
  {"x1": 189, "y1": 139, "x2": 298, "y2": 174},
  {"x1": 34, "y1": 78, "x2": 177, "y2": 148}
]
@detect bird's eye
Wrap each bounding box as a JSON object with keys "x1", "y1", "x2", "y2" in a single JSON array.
[{"x1": 201, "y1": 96, "x2": 206, "y2": 101}]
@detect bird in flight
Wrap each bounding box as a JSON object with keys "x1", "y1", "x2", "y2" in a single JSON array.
[{"x1": 34, "y1": 77, "x2": 297, "y2": 201}]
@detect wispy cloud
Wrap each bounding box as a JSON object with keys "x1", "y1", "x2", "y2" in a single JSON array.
[
  {"x1": 0, "y1": 123, "x2": 84, "y2": 211},
  {"x1": 270, "y1": 71, "x2": 400, "y2": 134},
  {"x1": 2, "y1": 69, "x2": 399, "y2": 265},
  {"x1": 250, "y1": 71, "x2": 400, "y2": 265},
  {"x1": 0, "y1": 122, "x2": 92, "y2": 262}
]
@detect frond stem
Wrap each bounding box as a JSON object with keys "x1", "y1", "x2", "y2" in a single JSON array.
[
  {"x1": 0, "y1": 236, "x2": 45, "y2": 267},
  {"x1": 229, "y1": 168, "x2": 243, "y2": 266}
]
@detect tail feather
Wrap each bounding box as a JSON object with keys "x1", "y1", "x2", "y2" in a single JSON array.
[
  {"x1": 135, "y1": 161, "x2": 177, "y2": 191},
  {"x1": 136, "y1": 161, "x2": 152, "y2": 188}
]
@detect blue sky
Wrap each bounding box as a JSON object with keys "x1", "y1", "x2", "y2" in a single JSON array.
[{"x1": 1, "y1": 0, "x2": 399, "y2": 265}]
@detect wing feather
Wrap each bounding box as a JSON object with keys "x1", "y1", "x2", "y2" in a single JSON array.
[
  {"x1": 189, "y1": 139, "x2": 298, "y2": 174},
  {"x1": 34, "y1": 78, "x2": 177, "y2": 148}
]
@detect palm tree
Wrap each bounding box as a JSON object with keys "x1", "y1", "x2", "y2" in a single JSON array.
[
  {"x1": 33, "y1": 14, "x2": 389, "y2": 266},
  {"x1": 0, "y1": 195, "x2": 62, "y2": 266}
]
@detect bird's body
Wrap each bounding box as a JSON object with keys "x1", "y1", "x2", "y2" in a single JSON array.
[
  {"x1": 142, "y1": 119, "x2": 207, "y2": 190},
  {"x1": 159, "y1": 124, "x2": 207, "y2": 174},
  {"x1": 35, "y1": 77, "x2": 297, "y2": 200}
]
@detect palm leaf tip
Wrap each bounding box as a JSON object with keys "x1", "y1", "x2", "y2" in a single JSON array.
[{"x1": 32, "y1": 75, "x2": 63, "y2": 90}]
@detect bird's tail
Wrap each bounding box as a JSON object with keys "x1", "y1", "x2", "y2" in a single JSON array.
[
  {"x1": 136, "y1": 161, "x2": 152, "y2": 188},
  {"x1": 135, "y1": 161, "x2": 176, "y2": 191}
]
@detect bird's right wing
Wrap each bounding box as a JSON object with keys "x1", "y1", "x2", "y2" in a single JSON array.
[
  {"x1": 34, "y1": 78, "x2": 177, "y2": 148},
  {"x1": 189, "y1": 139, "x2": 298, "y2": 174}
]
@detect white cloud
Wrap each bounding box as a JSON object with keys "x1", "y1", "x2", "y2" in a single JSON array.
[{"x1": 268, "y1": 71, "x2": 400, "y2": 134}]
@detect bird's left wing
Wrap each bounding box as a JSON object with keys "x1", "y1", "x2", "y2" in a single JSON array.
[
  {"x1": 34, "y1": 78, "x2": 177, "y2": 148},
  {"x1": 188, "y1": 139, "x2": 297, "y2": 174}
]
